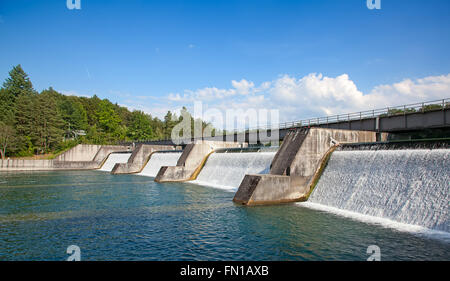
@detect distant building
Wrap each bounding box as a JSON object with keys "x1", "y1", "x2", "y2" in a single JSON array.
[{"x1": 64, "y1": 130, "x2": 86, "y2": 140}]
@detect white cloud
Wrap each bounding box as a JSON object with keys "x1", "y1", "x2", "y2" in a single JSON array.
[
  {"x1": 231, "y1": 79, "x2": 255, "y2": 95},
  {"x1": 161, "y1": 73, "x2": 450, "y2": 126},
  {"x1": 116, "y1": 73, "x2": 450, "y2": 130}
]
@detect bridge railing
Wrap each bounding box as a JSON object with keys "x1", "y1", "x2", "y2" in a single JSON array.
[{"x1": 135, "y1": 98, "x2": 449, "y2": 143}]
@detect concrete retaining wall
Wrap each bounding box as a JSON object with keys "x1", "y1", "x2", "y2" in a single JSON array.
[
  {"x1": 0, "y1": 144, "x2": 132, "y2": 171},
  {"x1": 155, "y1": 140, "x2": 246, "y2": 182},
  {"x1": 233, "y1": 128, "x2": 377, "y2": 205},
  {"x1": 55, "y1": 144, "x2": 102, "y2": 162},
  {"x1": 0, "y1": 159, "x2": 55, "y2": 171},
  {"x1": 111, "y1": 144, "x2": 177, "y2": 174}
]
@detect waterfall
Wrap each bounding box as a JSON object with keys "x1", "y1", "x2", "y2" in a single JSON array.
[
  {"x1": 192, "y1": 152, "x2": 276, "y2": 191},
  {"x1": 99, "y1": 153, "x2": 132, "y2": 172},
  {"x1": 138, "y1": 152, "x2": 182, "y2": 177},
  {"x1": 302, "y1": 149, "x2": 449, "y2": 235}
]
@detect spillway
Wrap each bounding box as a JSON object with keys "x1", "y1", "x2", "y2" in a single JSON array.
[
  {"x1": 303, "y1": 149, "x2": 449, "y2": 234},
  {"x1": 99, "y1": 153, "x2": 132, "y2": 172},
  {"x1": 138, "y1": 152, "x2": 182, "y2": 177},
  {"x1": 192, "y1": 152, "x2": 276, "y2": 191}
]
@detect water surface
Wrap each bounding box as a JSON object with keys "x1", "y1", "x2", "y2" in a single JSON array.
[{"x1": 0, "y1": 170, "x2": 449, "y2": 261}]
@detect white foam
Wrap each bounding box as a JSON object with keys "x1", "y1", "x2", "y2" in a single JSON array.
[
  {"x1": 138, "y1": 152, "x2": 182, "y2": 178},
  {"x1": 191, "y1": 152, "x2": 276, "y2": 191},
  {"x1": 305, "y1": 149, "x2": 449, "y2": 241},
  {"x1": 298, "y1": 201, "x2": 450, "y2": 242},
  {"x1": 99, "y1": 153, "x2": 131, "y2": 172}
]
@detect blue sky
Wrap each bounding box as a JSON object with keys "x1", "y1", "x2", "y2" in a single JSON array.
[{"x1": 1, "y1": 0, "x2": 449, "y2": 122}]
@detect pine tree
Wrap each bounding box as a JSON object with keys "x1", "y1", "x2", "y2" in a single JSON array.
[
  {"x1": 0, "y1": 88, "x2": 15, "y2": 125},
  {"x1": 3, "y1": 65, "x2": 34, "y2": 99},
  {"x1": 34, "y1": 94, "x2": 64, "y2": 153}
]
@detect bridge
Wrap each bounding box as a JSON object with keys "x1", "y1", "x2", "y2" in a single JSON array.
[{"x1": 135, "y1": 98, "x2": 450, "y2": 145}]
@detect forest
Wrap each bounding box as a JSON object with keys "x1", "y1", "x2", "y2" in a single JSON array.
[{"x1": 0, "y1": 65, "x2": 210, "y2": 159}]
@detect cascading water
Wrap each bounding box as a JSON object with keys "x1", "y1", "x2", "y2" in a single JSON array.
[
  {"x1": 99, "y1": 153, "x2": 132, "y2": 172},
  {"x1": 192, "y1": 152, "x2": 276, "y2": 191},
  {"x1": 302, "y1": 149, "x2": 449, "y2": 235},
  {"x1": 138, "y1": 152, "x2": 182, "y2": 177}
]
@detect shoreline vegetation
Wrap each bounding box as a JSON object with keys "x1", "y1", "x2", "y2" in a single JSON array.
[{"x1": 0, "y1": 65, "x2": 213, "y2": 160}]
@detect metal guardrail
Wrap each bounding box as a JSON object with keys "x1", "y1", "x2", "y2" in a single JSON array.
[{"x1": 135, "y1": 98, "x2": 450, "y2": 143}]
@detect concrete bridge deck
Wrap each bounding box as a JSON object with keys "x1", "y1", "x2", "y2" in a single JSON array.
[{"x1": 132, "y1": 98, "x2": 450, "y2": 145}]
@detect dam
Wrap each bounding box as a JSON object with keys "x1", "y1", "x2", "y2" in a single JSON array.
[
  {"x1": 191, "y1": 151, "x2": 276, "y2": 191},
  {"x1": 0, "y1": 127, "x2": 449, "y2": 260},
  {"x1": 138, "y1": 151, "x2": 183, "y2": 177},
  {"x1": 99, "y1": 153, "x2": 132, "y2": 172},
  {"x1": 301, "y1": 149, "x2": 449, "y2": 234}
]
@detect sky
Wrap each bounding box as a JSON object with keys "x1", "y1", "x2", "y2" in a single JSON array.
[{"x1": 0, "y1": 0, "x2": 449, "y2": 127}]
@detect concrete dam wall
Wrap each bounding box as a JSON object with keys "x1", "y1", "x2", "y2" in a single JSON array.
[
  {"x1": 155, "y1": 140, "x2": 247, "y2": 182},
  {"x1": 99, "y1": 152, "x2": 133, "y2": 172},
  {"x1": 111, "y1": 144, "x2": 178, "y2": 174},
  {"x1": 233, "y1": 128, "x2": 378, "y2": 205},
  {"x1": 138, "y1": 151, "x2": 183, "y2": 177},
  {"x1": 303, "y1": 148, "x2": 449, "y2": 233},
  {"x1": 191, "y1": 151, "x2": 276, "y2": 191}
]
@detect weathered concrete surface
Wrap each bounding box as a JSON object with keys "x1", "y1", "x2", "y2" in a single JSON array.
[
  {"x1": 0, "y1": 159, "x2": 55, "y2": 171},
  {"x1": 52, "y1": 160, "x2": 102, "y2": 170},
  {"x1": 155, "y1": 140, "x2": 246, "y2": 182},
  {"x1": 234, "y1": 174, "x2": 293, "y2": 205},
  {"x1": 111, "y1": 144, "x2": 177, "y2": 174},
  {"x1": 233, "y1": 128, "x2": 377, "y2": 205},
  {"x1": 0, "y1": 144, "x2": 132, "y2": 171},
  {"x1": 55, "y1": 144, "x2": 102, "y2": 162},
  {"x1": 92, "y1": 145, "x2": 131, "y2": 163},
  {"x1": 0, "y1": 159, "x2": 103, "y2": 171}
]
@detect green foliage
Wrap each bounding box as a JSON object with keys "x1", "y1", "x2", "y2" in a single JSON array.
[
  {"x1": 0, "y1": 88, "x2": 15, "y2": 125},
  {"x1": 387, "y1": 108, "x2": 416, "y2": 115},
  {"x1": 127, "y1": 111, "x2": 154, "y2": 140},
  {"x1": 0, "y1": 65, "x2": 210, "y2": 156},
  {"x1": 3, "y1": 64, "x2": 34, "y2": 98},
  {"x1": 422, "y1": 104, "x2": 443, "y2": 112},
  {"x1": 163, "y1": 111, "x2": 178, "y2": 139},
  {"x1": 0, "y1": 121, "x2": 17, "y2": 159}
]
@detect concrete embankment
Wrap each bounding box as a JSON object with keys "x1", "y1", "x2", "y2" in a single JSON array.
[
  {"x1": 233, "y1": 128, "x2": 380, "y2": 205},
  {"x1": 155, "y1": 140, "x2": 247, "y2": 182},
  {"x1": 111, "y1": 144, "x2": 179, "y2": 174},
  {"x1": 54, "y1": 144, "x2": 102, "y2": 162},
  {"x1": 0, "y1": 144, "x2": 131, "y2": 171}
]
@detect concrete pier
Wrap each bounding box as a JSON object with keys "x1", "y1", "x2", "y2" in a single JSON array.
[
  {"x1": 155, "y1": 140, "x2": 246, "y2": 182},
  {"x1": 111, "y1": 144, "x2": 178, "y2": 174},
  {"x1": 233, "y1": 128, "x2": 381, "y2": 205}
]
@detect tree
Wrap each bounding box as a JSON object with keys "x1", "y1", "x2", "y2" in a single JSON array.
[
  {"x1": 127, "y1": 110, "x2": 154, "y2": 140},
  {"x1": 59, "y1": 97, "x2": 88, "y2": 131},
  {"x1": 0, "y1": 88, "x2": 15, "y2": 125},
  {"x1": 3, "y1": 64, "x2": 34, "y2": 99},
  {"x1": 0, "y1": 64, "x2": 217, "y2": 156},
  {"x1": 0, "y1": 122, "x2": 16, "y2": 160},
  {"x1": 34, "y1": 94, "x2": 64, "y2": 154},
  {"x1": 95, "y1": 99, "x2": 125, "y2": 143},
  {"x1": 163, "y1": 111, "x2": 178, "y2": 139},
  {"x1": 14, "y1": 92, "x2": 36, "y2": 154}
]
